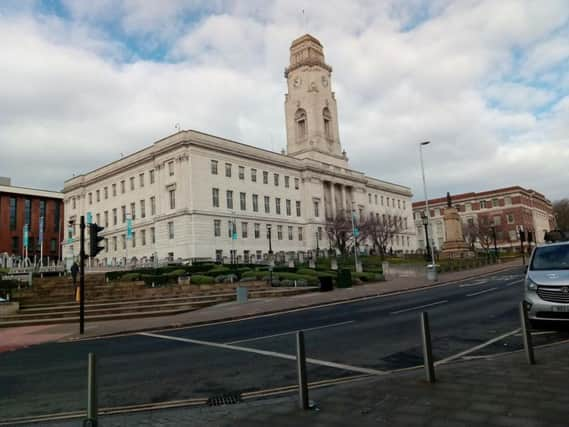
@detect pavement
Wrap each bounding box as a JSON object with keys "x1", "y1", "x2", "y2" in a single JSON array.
[
  {"x1": 29, "y1": 333, "x2": 569, "y2": 426},
  {"x1": 0, "y1": 260, "x2": 521, "y2": 351}
]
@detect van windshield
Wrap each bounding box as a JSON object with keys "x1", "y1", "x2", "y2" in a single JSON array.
[{"x1": 531, "y1": 245, "x2": 569, "y2": 271}]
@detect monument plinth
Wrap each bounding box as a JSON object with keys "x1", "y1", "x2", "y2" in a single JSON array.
[{"x1": 440, "y1": 193, "x2": 473, "y2": 259}]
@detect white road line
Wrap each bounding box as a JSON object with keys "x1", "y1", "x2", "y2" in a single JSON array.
[
  {"x1": 514, "y1": 330, "x2": 557, "y2": 337},
  {"x1": 435, "y1": 328, "x2": 521, "y2": 365},
  {"x1": 466, "y1": 287, "x2": 498, "y2": 297},
  {"x1": 138, "y1": 331, "x2": 385, "y2": 376},
  {"x1": 459, "y1": 280, "x2": 488, "y2": 288},
  {"x1": 505, "y1": 279, "x2": 524, "y2": 287},
  {"x1": 226, "y1": 320, "x2": 355, "y2": 345},
  {"x1": 390, "y1": 300, "x2": 448, "y2": 315}
]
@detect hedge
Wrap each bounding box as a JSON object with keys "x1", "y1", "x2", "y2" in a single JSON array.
[
  {"x1": 352, "y1": 272, "x2": 383, "y2": 282},
  {"x1": 273, "y1": 272, "x2": 318, "y2": 286},
  {"x1": 121, "y1": 272, "x2": 141, "y2": 281},
  {"x1": 165, "y1": 269, "x2": 186, "y2": 277},
  {"x1": 190, "y1": 275, "x2": 214, "y2": 285},
  {"x1": 140, "y1": 274, "x2": 174, "y2": 287}
]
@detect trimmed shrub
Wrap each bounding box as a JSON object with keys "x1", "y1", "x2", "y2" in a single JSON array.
[
  {"x1": 242, "y1": 271, "x2": 264, "y2": 280},
  {"x1": 121, "y1": 272, "x2": 141, "y2": 281},
  {"x1": 297, "y1": 268, "x2": 319, "y2": 276},
  {"x1": 191, "y1": 275, "x2": 214, "y2": 285},
  {"x1": 140, "y1": 274, "x2": 172, "y2": 287},
  {"x1": 274, "y1": 272, "x2": 318, "y2": 286},
  {"x1": 165, "y1": 269, "x2": 186, "y2": 277}
]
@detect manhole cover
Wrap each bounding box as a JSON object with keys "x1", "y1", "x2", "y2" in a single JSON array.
[{"x1": 207, "y1": 392, "x2": 242, "y2": 407}]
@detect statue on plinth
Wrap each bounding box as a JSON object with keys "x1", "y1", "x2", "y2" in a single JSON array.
[{"x1": 440, "y1": 192, "x2": 473, "y2": 259}]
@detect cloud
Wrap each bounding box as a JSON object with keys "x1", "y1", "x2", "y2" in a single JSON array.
[{"x1": 0, "y1": 0, "x2": 568, "y2": 204}]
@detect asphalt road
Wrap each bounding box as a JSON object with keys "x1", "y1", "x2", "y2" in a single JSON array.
[{"x1": 2, "y1": 266, "x2": 567, "y2": 422}]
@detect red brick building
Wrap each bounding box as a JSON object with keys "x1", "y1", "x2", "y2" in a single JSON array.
[
  {"x1": 412, "y1": 186, "x2": 555, "y2": 253},
  {"x1": 0, "y1": 177, "x2": 64, "y2": 261}
]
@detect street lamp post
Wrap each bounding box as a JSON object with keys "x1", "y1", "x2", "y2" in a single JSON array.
[
  {"x1": 267, "y1": 224, "x2": 273, "y2": 286},
  {"x1": 351, "y1": 202, "x2": 359, "y2": 272},
  {"x1": 419, "y1": 141, "x2": 436, "y2": 266},
  {"x1": 315, "y1": 230, "x2": 320, "y2": 258},
  {"x1": 491, "y1": 225, "x2": 498, "y2": 260},
  {"x1": 422, "y1": 214, "x2": 431, "y2": 262}
]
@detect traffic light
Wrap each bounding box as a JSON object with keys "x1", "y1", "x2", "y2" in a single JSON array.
[{"x1": 89, "y1": 223, "x2": 105, "y2": 257}]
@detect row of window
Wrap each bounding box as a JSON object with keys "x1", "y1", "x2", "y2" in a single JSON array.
[
  {"x1": 416, "y1": 196, "x2": 516, "y2": 219},
  {"x1": 10, "y1": 236, "x2": 58, "y2": 253},
  {"x1": 213, "y1": 219, "x2": 305, "y2": 241},
  {"x1": 102, "y1": 222, "x2": 174, "y2": 253},
  {"x1": 70, "y1": 161, "x2": 177, "y2": 209},
  {"x1": 4, "y1": 197, "x2": 61, "y2": 233},
  {"x1": 211, "y1": 160, "x2": 300, "y2": 189},
  {"x1": 212, "y1": 188, "x2": 302, "y2": 216},
  {"x1": 369, "y1": 212, "x2": 408, "y2": 229},
  {"x1": 368, "y1": 193, "x2": 407, "y2": 211}
]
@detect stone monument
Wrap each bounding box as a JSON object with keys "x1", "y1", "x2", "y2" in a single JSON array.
[{"x1": 441, "y1": 192, "x2": 472, "y2": 259}]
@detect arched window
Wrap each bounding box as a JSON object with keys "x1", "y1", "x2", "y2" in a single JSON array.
[
  {"x1": 323, "y1": 107, "x2": 332, "y2": 138},
  {"x1": 295, "y1": 109, "x2": 307, "y2": 139}
]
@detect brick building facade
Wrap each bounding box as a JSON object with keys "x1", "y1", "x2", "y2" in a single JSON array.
[
  {"x1": 0, "y1": 178, "x2": 64, "y2": 261},
  {"x1": 412, "y1": 186, "x2": 555, "y2": 253}
]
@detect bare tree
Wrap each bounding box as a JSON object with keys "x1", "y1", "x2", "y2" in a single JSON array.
[
  {"x1": 363, "y1": 212, "x2": 403, "y2": 259},
  {"x1": 553, "y1": 199, "x2": 569, "y2": 230},
  {"x1": 462, "y1": 221, "x2": 478, "y2": 251},
  {"x1": 476, "y1": 217, "x2": 494, "y2": 256},
  {"x1": 325, "y1": 209, "x2": 368, "y2": 256}
]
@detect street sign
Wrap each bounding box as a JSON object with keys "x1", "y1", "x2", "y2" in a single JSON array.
[
  {"x1": 354, "y1": 227, "x2": 359, "y2": 237},
  {"x1": 86, "y1": 212, "x2": 92, "y2": 225},
  {"x1": 38, "y1": 216, "x2": 44, "y2": 244},
  {"x1": 126, "y1": 218, "x2": 133, "y2": 240}
]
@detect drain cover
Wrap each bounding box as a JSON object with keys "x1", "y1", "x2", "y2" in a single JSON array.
[{"x1": 207, "y1": 392, "x2": 242, "y2": 407}]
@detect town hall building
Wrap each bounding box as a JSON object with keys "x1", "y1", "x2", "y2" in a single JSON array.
[{"x1": 63, "y1": 34, "x2": 416, "y2": 265}]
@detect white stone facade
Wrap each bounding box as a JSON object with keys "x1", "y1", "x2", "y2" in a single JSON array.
[{"x1": 63, "y1": 34, "x2": 416, "y2": 265}]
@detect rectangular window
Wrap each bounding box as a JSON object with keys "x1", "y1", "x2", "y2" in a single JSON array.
[
  {"x1": 277, "y1": 225, "x2": 283, "y2": 240},
  {"x1": 169, "y1": 189, "x2": 176, "y2": 209},
  {"x1": 264, "y1": 196, "x2": 270, "y2": 213},
  {"x1": 294, "y1": 178, "x2": 299, "y2": 189},
  {"x1": 151, "y1": 227, "x2": 156, "y2": 244},
  {"x1": 54, "y1": 202, "x2": 61, "y2": 232},
  {"x1": 139, "y1": 173, "x2": 144, "y2": 188},
  {"x1": 493, "y1": 215, "x2": 501, "y2": 225},
  {"x1": 132, "y1": 231, "x2": 136, "y2": 248},
  {"x1": 375, "y1": 194, "x2": 378, "y2": 205},
  {"x1": 507, "y1": 214, "x2": 514, "y2": 224},
  {"x1": 298, "y1": 227, "x2": 303, "y2": 241},
  {"x1": 239, "y1": 166, "x2": 245, "y2": 180},
  {"x1": 398, "y1": 200, "x2": 401, "y2": 209},
  {"x1": 9, "y1": 197, "x2": 17, "y2": 230},
  {"x1": 492, "y1": 198, "x2": 499, "y2": 207},
  {"x1": 168, "y1": 161, "x2": 174, "y2": 176},
  {"x1": 130, "y1": 202, "x2": 136, "y2": 220},
  {"x1": 242, "y1": 222, "x2": 248, "y2": 238},
  {"x1": 368, "y1": 193, "x2": 372, "y2": 204},
  {"x1": 296, "y1": 201, "x2": 301, "y2": 217},
  {"x1": 275, "y1": 198, "x2": 281, "y2": 215},
  {"x1": 480, "y1": 200, "x2": 487, "y2": 209},
  {"x1": 24, "y1": 199, "x2": 31, "y2": 226},
  {"x1": 228, "y1": 221, "x2": 234, "y2": 238},
  {"x1": 140, "y1": 200, "x2": 146, "y2": 218},
  {"x1": 285, "y1": 176, "x2": 290, "y2": 188},
  {"x1": 251, "y1": 168, "x2": 257, "y2": 182},
  {"x1": 314, "y1": 201, "x2": 319, "y2": 217},
  {"x1": 149, "y1": 170, "x2": 155, "y2": 184},
  {"x1": 212, "y1": 188, "x2": 220, "y2": 207},
  {"x1": 94, "y1": 190, "x2": 99, "y2": 202},
  {"x1": 122, "y1": 234, "x2": 126, "y2": 250},
  {"x1": 254, "y1": 223, "x2": 260, "y2": 239},
  {"x1": 285, "y1": 199, "x2": 291, "y2": 216},
  {"x1": 240, "y1": 192, "x2": 246, "y2": 211},
  {"x1": 121, "y1": 180, "x2": 125, "y2": 194},
  {"x1": 141, "y1": 229, "x2": 146, "y2": 246},
  {"x1": 113, "y1": 208, "x2": 117, "y2": 225},
  {"x1": 121, "y1": 205, "x2": 126, "y2": 223},
  {"x1": 112, "y1": 184, "x2": 117, "y2": 196},
  {"x1": 211, "y1": 160, "x2": 218, "y2": 175},
  {"x1": 72, "y1": 197, "x2": 76, "y2": 209},
  {"x1": 113, "y1": 236, "x2": 117, "y2": 251},
  {"x1": 214, "y1": 219, "x2": 221, "y2": 237},
  {"x1": 88, "y1": 192, "x2": 93, "y2": 205},
  {"x1": 288, "y1": 226, "x2": 293, "y2": 240},
  {"x1": 252, "y1": 194, "x2": 259, "y2": 212},
  {"x1": 263, "y1": 171, "x2": 268, "y2": 184},
  {"x1": 168, "y1": 221, "x2": 174, "y2": 239},
  {"x1": 225, "y1": 163, "x2": 232, "y2": 177},
  {"x1": 104, "y1": 211, "x2": 109, "y2": 227},
  {"x1": 226, "y1": 190, "x2": 233, "y2": 209},
  {"x1": 129, "y1": 177, "x2": 135, "y2": 191},
  {"x1": 39, "y1": 200, "x2": 46, "y2": 227},
  {"x1": 505, "y1": 197, "x2": 512, "y2": 206},
  {"x1": 317, "y1": 226, "x2": 322, "y2": 241},
  {"x1": 274, "y1": 173, "x2": 279, "y2": 186}
]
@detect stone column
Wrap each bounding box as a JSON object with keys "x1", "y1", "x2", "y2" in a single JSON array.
[
  {"x1": 330, "y1": 182, "x2": 337, "y2": 219},
  {"x1": 341, "y1": 185, "x2": 347, "y2": 213}
]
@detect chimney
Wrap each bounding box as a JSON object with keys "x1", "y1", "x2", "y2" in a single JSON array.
[{"x1": 0, "y1": 177, "x2": 11, "y2": 186}]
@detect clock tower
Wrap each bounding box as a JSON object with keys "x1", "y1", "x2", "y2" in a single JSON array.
[{"x1": 284, "y1": 34, "x2": 348, "y2": 167}]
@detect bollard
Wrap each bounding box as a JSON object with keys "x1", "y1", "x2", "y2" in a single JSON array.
[
  {"x1": 519, "y1": 302, "x2": 535, "y2": 365},
  {"x1": 420, "y1": 312, "x2": 436, "y2": 383},
  {"x1": 296, "y1": 331, "x2": 309, "y2": 410},
  {"x1": 84, "y1": 352, "x2": 98, "y2": 426}
]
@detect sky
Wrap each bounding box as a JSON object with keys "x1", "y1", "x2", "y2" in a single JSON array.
[{"x1": 1, "y1": 0, "x2": 568, "y2": 202}]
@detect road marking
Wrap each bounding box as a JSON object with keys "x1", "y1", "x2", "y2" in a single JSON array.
[
  {"x1": 505, "y1": 279, "x2": 524, "y2": 287},
  {"x1": 466, "y1": 287, "x2": 498, "y2": 297},
  {"x1": 390, "y1": 300, "x2": 448, "y2": 315},
  {"x1": 226, "y1": 320, "x2": 355, "y2": 345},
  {"x1": 459, "y1": 280, "x2": 488, "y2": 288},
  {"x1": 139, "y1": 331, "x2": 386, "y2": 376},
  {"x1": 515, "y1": 330, "x2": 557, "y2": 337},
  {"x1": 435, "y1": 328, "x2": 521, "y2": 365}
]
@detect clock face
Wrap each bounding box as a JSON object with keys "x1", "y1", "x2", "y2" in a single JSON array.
[
  {"x1": 321, "y1": 76, "x2": 328, "y2": 87},
  {"x1": 293, "y1": 76, "x2": 302, "y2": 88}
]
